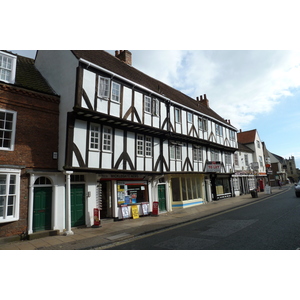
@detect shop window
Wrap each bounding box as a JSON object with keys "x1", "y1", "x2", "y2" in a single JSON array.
[
  {"x1": 171, "y1": 177, "x2": 202, "y2": 202},
  {"x1": 117, "y1": 182, "x2": 148, "y2": 206}
]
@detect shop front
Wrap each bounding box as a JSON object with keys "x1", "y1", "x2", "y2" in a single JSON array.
[
  {"x1": 210, "y1": 174, "x2": 233, "y2": 200},
  {"x1": 98, "y1": 174, "x2": 153, "y2": 220},
  {"x1": 169, "y1": 174, "x2": 205, "y2": 208}
]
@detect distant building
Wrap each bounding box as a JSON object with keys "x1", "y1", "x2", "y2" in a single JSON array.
[{"x1": 285, "y1": 156, "x2": 298, "y2": 183}]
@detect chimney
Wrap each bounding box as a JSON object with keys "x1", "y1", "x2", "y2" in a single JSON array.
[
  {"x1": 199, "y1": 94, "x2": 209, "y2": 108},
  {"x1": 115, "y1": 50, "x2": 132, "y2": 65}
]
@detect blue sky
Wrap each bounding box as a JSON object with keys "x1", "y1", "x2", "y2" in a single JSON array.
[{"x1": 11, "y1": 50, "x2": 300, "y2": 168}]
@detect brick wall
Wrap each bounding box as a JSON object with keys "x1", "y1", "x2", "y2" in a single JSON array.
[{"x1": 0, "y1": 85, "x2": 59, "y2": 238}]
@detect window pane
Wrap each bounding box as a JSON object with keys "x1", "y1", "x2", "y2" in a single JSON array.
[
  {"x1": 8, "y1": 196, "x2": 14, "y2": 205},
  {"x1": 192, "y1": 178, "x2": 198, "y2": 198},
  {"x1": 182, "y1": 178, "x2": 188, "y2": 200},
  {"x1": 0, "y1": 207, "x2": 3, "y2": 217},
  {"x1": 7, "y1": 205, "x2": 13, "y2": 216},
  {"x1": 171, "y1": 178, "x2": 181, "y2": 201},
  {"x1": 0, "y1": 196, "x2": 4, "y2": 205},
  {"x1": 186, "y1": 178, "x2": 192, "y2": 200}
]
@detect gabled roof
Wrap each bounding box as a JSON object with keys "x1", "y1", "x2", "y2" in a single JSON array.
[
  {"x1": 1, "y1": 50, "x2": 57, "y2": 96},
  {"x1": 271, "y1": 152, "x2": 285, "y2": 163},
  {"x1": 71, "y1": 50, "x2": 233, "y2": 127},
  {"x1": 237, "y1": 142, "x2": 254, "y2": 153},
  {"x1": 237, "y1": 129, "x2": 257, "y2": 144}
]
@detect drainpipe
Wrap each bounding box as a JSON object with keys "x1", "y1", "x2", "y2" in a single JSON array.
[{"x1": 64, "y1": 171, "x2": 74, "y2": 236}]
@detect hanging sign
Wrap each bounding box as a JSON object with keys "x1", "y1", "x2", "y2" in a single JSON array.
[
  {"x1": 142, "y1": 203, "x2": 148, "y2": 215},
  {"x1": 205, "y1": 161, "x2": 222, "y2": 172},
  {"x1": 152, "y1": 201, "x2": 159, "y2": 216},
  {"x1": 121, "y1": 205, "x2": 129, "y2": 219},
  {"x1": 131, "y1": 205, "x2": 139, "y2": 219}
]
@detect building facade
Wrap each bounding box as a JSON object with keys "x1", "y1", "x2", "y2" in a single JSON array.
[
  {"x1": 0, "y1": 51, "x2": 60, "y2": 238},
  {"x1": 34, "y1": 50, "x2": 238, "y2": 235}
]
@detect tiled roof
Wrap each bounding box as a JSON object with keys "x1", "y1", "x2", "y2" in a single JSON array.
[
  {"x1": 237, "y1": 129, "x2": 257, "y2": 144},
  {"x1": 237, "y1": 142, "x2": 254, "y2": 153},
  {"x1": 71, "y1": 50, "x2": 232, "y2": 127},
  {"x1": 1, "y1": 51, "x2": 57, "y2": 96}
]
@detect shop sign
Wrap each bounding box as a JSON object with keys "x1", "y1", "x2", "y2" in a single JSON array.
[
  {"x1": 206, "y1": 161, "x2": 222, "y2": 172},
  {"x1": 142, "y1": 203, "x2": 148, "y2": 215},
  {"x1": 152, "y1": 201, "x2": 159, "y2": 215},
  {"x1": 131, "y1": 205, "x2": 139, "y2": 219},
  {"x1": 121, "y1": 205, "x2": 129, "y2": 219},
  {"x1": 93, "y1": 208, "x2": 100, "y2": 226}
]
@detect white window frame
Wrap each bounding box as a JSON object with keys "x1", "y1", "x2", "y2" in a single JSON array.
[
  {"x1": 170, "y1": 144, "x2": 182, "y2": 160},
  {"x1": 0, "y1": 52, "x2": 17, "y2": 84},
  {"x1": 0, "y1": 109, "x2": 17, "y2": 151},
  {"x1": 175, "y1": 108, "x2": 181, "y2": 123},
  {"x1": 225, "y1": 152, "x2": 232, "y2": 165},
  {"x1": 257, "y1": 140, "x2": 261, "y2": 148},
  {"x1": 259, "y1": 156, "x2": 263, "y2": 167},
  {"x1": 98, "y1": 76, "x2": 110, "y2": 99},
  {"x1": 216, "y1": 124, "x2": 223, "y2": 137},
  {"x1": 187, "y1": 112, "x2": 193, "y2": 123},
  {"x1": 229, "y1": 130, "x2": 235, "y2": 140},
  {"x1": 193, "y1": 147, "x2": 202, "y2": 162},
  {"x1": 211, "y1": 149, "x2": 219, "y2": 161},
  {"x1": 137, "y1": 134, "x2": 144, "y2": 156},
  {"x1": 144, "y1": 96, "x2": 152, "y2": 114},
  {"x1": 199, "y1": 117, "x2": 208, "y2": 131},
  {"x1": 234, "y1": 153, "x2": 239, "y2": 166},
  {"x1": 89, "y1": 124, "x2": 100, "y2": 151},
  {"x1": 0, "y1": 169, "x2": 20, "y2": 223},
  {"x1": 111, "y1": 81, "x2": 121, "y2": 103},
  {"x1": 145, "y1": 136, "x2": 152, "y2": 157},
  {"x1": 102, "y1": 126, "x2": 112, "y2": 152},
  {"x1": 244, "y1": 154, "x2": 249, "y2": 166},
  {"x1": 152, "y1": 98, "x2": 160, "y2": 117}
]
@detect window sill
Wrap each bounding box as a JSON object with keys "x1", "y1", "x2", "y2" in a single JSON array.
[{"x1": 0, "y1": 217, "x2": 19, "y2": 223}]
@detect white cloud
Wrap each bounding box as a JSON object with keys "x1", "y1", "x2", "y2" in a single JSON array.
[{"x1": 129, "y1": 50, "x2": 300, "y2": 130}]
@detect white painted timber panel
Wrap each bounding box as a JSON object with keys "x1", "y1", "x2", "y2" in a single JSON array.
[
  {"x1": 122, "y1": 87, "x2": 132, "y2": 119},
  {"x1": 134, "y1": 92, "x2": 143, "y2": 123},
  {"x1": 82, "y1": 69, "x2": 96, "y2": 109},
  {"x1": 110, "y1": 102, "x2": 120, "y2": 118},
  {"x1": 73, "y1": 120, "x2": 87, "y2": 167}
]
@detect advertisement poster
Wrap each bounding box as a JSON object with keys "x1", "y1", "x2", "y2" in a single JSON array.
[
  {"x1": 121, "y1": 205, "x2": 129, "y2": 219},
  {"x1": 142, "y1": 203, "x2": 148, "y2": 215},
  {"x1": 131, "y1": 205, "x2": 139, "y2": 219}
]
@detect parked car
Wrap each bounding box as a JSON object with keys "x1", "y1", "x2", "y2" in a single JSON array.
[{"x1": 295, "y1": 182, "x2": 300, "y2": 197}]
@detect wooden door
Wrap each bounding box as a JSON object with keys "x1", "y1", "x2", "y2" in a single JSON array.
[
  {"x1": 158, "y1": 184, "x2": 167, "y2": 212},
  {"x1": 71, "y1": 184, "x2": 85, "y2": 227},
  {"x1": 33, "y1": 187, "x2": 52, "y2": 232}
]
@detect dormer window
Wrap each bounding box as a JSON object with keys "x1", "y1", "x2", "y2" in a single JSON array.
[{"x1": 0, "y1": 52, "x2": 17, "y2": 84}]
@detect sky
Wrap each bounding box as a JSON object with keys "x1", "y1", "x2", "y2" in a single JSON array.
[{"x1": 11, "y1": 50, "x2": 300, "y2": 168}]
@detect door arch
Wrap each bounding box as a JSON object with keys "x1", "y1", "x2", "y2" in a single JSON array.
[{"x1": 33, "y1": 177, "x2": 53, "y2": 232}]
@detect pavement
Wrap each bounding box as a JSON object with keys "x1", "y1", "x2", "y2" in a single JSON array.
[{"x1": 0, "y1": 185, "x2": 292, "y2": 250}]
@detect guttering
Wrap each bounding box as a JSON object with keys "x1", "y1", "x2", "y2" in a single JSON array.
[{"x1": 79, "y1": 58, "x2": 236, "y2": 130}]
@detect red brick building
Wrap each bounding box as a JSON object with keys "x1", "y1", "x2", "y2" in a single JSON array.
[{"x1": 0, "y1": 51, "x2": 59, "y2": 238}]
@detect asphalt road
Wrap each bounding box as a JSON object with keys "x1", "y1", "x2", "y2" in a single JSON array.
[{"x1": 106, "y1": 187, "x2": 300, "y2": 250}]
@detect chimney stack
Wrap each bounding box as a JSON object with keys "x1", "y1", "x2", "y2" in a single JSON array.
[
  {"x1": 115, "y1": 50, "x2": 132, "y2": 65},
  {"x1": 199, "y1": 94, "x2": 209, "y2": 108}
]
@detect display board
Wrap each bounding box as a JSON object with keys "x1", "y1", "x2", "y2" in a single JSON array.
[
  {"x1": 121, "y1": 205, "x2": 129, "y2": 219},
  {"x1": 131, "y1": 205, "x2": 139, "y2": 219}
]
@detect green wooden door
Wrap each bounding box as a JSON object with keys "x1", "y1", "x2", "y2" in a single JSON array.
[
  {"x1": 158, "y1": 184, "x2": 167, "y2": 212},
  {"x1": 33, "y1": 187, "x2": 52, "y2": 232},
  {"x1": 71, "y1": 184, "x2": 85, "y2": 227}
]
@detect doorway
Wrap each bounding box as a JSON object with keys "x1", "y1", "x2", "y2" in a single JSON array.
[
  {"x1": 33, "y1": 187, "x2": 52, "y2": 232},
  {"x1": 158, "y1": 184, "x2": 167, "y2": 212},
  {"x1": 71, "y1": 184, "x2": 85, "y2": 227}
]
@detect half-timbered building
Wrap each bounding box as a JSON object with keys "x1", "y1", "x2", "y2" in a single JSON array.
[{"x1": 35, "y1": 50, "x2": 238, "y2": 234}]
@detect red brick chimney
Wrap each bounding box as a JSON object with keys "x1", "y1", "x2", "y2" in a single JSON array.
[
  {"x1": 199, "y1": 94, "x2": 209, "y2": 108},
  {"x1": 115, "y1": 50, "x2": 132, "y2": 65}
]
